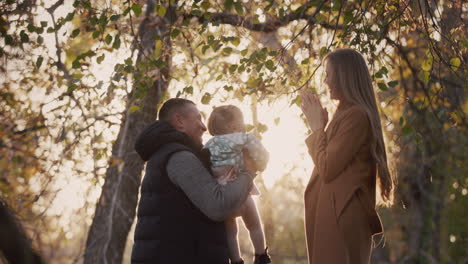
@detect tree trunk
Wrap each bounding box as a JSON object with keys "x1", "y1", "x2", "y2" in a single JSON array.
[{"x1": 83, "y1": 1, "x2": 174, "y2": 263}]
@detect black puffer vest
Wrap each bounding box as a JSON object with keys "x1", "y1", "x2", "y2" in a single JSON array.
[{"x1": 131, "y1": 121, "x2": 229, "y2": 264}]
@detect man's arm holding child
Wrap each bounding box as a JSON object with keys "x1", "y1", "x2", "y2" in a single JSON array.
[{"x1": 167, "y1": 151, "x2": 254, "y2": 221}]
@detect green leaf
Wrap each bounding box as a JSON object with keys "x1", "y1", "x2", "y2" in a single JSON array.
[
  {"x1": 96, "y1": 54, "x2": 105, "y2": 64},
  {"x1": 331, "y1": 0, "x2": 341, "y2": 11},
  {"x1": 20, "y1": 30, "x2": 29, "y2": 43},
  {"x1": 73, "y1": 73, "x2": 84, "y2": 79},
  {"x1": 380, "y1": 67, "x2": 388, "y2": 75},
  {"x1": 377, "y1": 82, "x2": 388, "y2": 91},
  {"x1": 92, "y1": 30, "x2": 100, "y2": 39},
  {"x1": 387, "y1": 80, "x2": 398, "y2": 87},
  {"x1": 231, "y1": 38, "x2": 240, "y2": 46},
  {"x1": 110, "y1": 14, "x2": 120, "y2": 21},
  {"x1": 274, "y1": 117, "x2": 280, "y2": 125},
  {"x1": 319, "y1": 47, "x2": 328, "y2": 59},
  {"x1": 155, "y1": 40, "x2": 163, "y2": 57},
  {"x1": 421, "y1": 71, "x2": 430, "y2": 84},
  {"x1": 37, "y1": 36, "x2": 44, "y2": 45},
  {"x1": 241, "y1": 49, "x2": 248, "y2": 56},
  {"x1": 265, "y1": 0, "x2": 274, "y2": 11},
  {"x1": 183, "y1": 86, "x2": 193, "y2": 95},
  {"x1": 402, "y1": 125, "x2": 413, "y2": 136},
  {"x1": 71, "y1": 28, "x2": 80, "y2": 38},
  {"x1": 421, "y1": 56, "x2": 433, "y2": 71},
  {"x1": 224, "y1": 0, "x2": 234, "y2": 10},
  {"x1": 201, "y1": 0, "x2": 210, "y2": 10},
  {"x1": 223, "y1": 47, "x2": 233, "y2": 55},
  {"x1": 105, "y1": 34, "x2": 112, "y2": 45},
  {"x1": 129, "y1": 105, "x2": 141, "y2": 113},
  {"x1": 36, "y1": 26, "x2": 44, "y2": 34},
  {"x1": 201, "y1": 93, "x2": 212, "y2": 104},
  {"x1": 112, "y1": 34, "x2": 121, "y2": 49},
  {"x1": 207, "y1": 35, "x2": 215, "y2": 45},
  {"x1": 153, "y1": 59, "x2": 167, "y2": 69},
  {"x1": 216, "y1": 74, "x2": 223, "y2": 81},
  {"x1": 301, "y1": 58, "x2": 310, "y2": 65},
  {"x1": 257, "y1": 123, "x2": 268, "y2": 133},
  {"x1": 132, "y1": 4, "x2": 142, "y2": 16},
  {"x1": 450, "y1": 57, "x2": 461, "y2": 71},
  {"x1": 279, "y1": 8, "x2": 285, "y2": 18},
  {"x1": 344, "y1": 10, "x2": 353, "y2": 24},
  {"x1": 256, "y1": 63, "x2": 264, "y2": 71},
  {"x1": 265, "y1": 60, "x2": 275, "y2": 71},
  {"x1": 290, "y1": 94, "x2": 302, "y2": 107},
  {"x1": 234, "y1": 2, "x2": 243, "y2": 14},
  {"x1": 36, "y1": 56, "x2": 43, "y2": 68},
  {"x1": 67, "y1": 84, "x2": 77, "y2": 93},
  {"x1": 224, "y1": 85, "x2": 233, "y2": 91},
  {"x1": 202, "y1": 45, "x2": 210, "y2": 54},
  {"x1": 27, "y1": 24, "x2": 35, "y2": 33},
  {"x1": 171, "y1": 29, "x2": 181, "y2": 39},
  {"x1": 247, "y1": 77, "x2": 259, "y2": 88},
  {"x1": 72, "y1": 60, "x2": 81, "y2": 69},
  {"x1": 229, "y1": 64, "x2": 238, "y2": 73},
  {"x1": 5, "y1": 35, "x2": 13, "y2": 45},
  {"x1": 65, "y1": 12, "x2": 75, "y2": 22},
  {"x1": 156, "y1": 4, "x2": 167, "y2": 17},
  {"x1": 190, "y1": 9, "x2": 202, "y2": 16},
  {"x1": 123, "y1": 7, "x2": 131, "y2": 16}
]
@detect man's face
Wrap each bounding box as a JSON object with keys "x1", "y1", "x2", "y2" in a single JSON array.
[{"x1": 175, "y1": 104, "x2": 207, "y2": 145}]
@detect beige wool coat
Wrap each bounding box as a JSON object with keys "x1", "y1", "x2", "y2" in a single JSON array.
[{"x1": 304, "y1": 103, "x2": 383, "y2": 264}]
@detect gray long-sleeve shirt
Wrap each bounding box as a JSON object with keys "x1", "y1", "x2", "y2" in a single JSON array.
[{"x1": 167, "y1": 151, "x2": 254, "y2": 221}]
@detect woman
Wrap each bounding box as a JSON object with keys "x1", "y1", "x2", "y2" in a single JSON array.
[{"x1": 300, "y1": 49, "x2": 395, "y2": 264}]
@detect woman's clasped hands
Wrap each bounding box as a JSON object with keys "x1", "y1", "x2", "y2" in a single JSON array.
[{"x1": 300, "y1": 89, "x2": 329, "y2": 132}]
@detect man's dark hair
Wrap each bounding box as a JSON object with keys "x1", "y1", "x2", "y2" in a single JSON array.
[{"x1": 158, "y1": 98, "x2": 195, "y2": 121}]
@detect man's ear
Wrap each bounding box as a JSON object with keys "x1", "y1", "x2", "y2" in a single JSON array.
[{"x1": 171, "y1": 113, "x2": 184, "y2": 130}]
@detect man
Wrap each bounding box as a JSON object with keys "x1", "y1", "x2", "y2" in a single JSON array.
[{"x1": 131, "y1": 98, "x2": 255, "y2": 264}]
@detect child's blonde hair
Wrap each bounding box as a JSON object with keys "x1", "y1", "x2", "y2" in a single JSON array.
[{"x1": 208, "y1": 105, "x2": 244, "y2": 136}]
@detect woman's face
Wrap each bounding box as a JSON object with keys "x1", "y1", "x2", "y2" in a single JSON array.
[{"x1": 325, "y1": 61, "x2": 341, "y2": 100}]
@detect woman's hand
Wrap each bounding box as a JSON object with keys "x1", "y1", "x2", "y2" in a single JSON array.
[{"x1": 300, "y1": 89, "x2": 328, "y2": 132}]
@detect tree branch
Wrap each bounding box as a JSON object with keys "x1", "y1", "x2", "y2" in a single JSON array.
[
  {"x1": 46, "y1": 0, "x2": 64, "y2": 14},
  {"x1": 186, "y1": 0, "x2": 342, "y2": 32}
]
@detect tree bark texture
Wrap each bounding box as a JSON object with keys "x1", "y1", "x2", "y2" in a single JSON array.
[{"x1": 83, "y1": 1, "x2": 175, "y2": 263}]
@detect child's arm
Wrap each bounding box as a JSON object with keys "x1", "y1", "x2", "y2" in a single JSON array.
[{"x1": 244, "y1": 134, "x2": 269, "y2": 172}]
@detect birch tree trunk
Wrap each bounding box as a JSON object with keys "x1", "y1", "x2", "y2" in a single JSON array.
[{"x1": 83, "y1": 1, "x2": 175, "y2": 263}]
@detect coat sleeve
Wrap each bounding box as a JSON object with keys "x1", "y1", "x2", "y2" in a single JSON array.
[
  {"x1": 305, "y1": 107, "x2": 370, "y2": 183},
  {"x1": 167, "y1": 151, "x2": 254, "y2": 221}
]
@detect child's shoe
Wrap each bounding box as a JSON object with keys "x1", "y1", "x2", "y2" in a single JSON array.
[
  {"x1": 254, "y1": 247, "x2": 272, "y2": 264},
  {"x1": 231, "y1": 259, "x2": 244, "y2": 264}
]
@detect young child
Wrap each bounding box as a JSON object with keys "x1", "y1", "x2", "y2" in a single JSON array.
[{"x1": 204, "y1": 105, "x2": 272, "y2": 264}]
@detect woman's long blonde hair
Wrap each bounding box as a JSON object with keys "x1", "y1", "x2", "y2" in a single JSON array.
[{"x1": 325, "y1": 49, "x2": 395, "y2": 206}]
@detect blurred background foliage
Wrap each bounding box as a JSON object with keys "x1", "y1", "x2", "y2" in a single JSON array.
[{"x1": 0, "y1": 0, "x2": 466, "y2": 263}]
